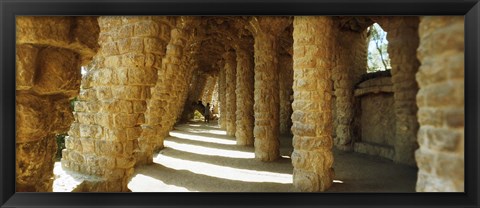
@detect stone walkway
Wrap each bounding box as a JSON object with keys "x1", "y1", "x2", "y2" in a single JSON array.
[{"x1": 128, "y1": 121, "x2": 418, "y2": 192}]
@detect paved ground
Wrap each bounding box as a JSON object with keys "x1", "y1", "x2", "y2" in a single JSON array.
[{"x1": 128, "y1": 121, "x2": 418, "y2": 192}]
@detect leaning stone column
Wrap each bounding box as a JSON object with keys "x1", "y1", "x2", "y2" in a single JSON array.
[
  {"x1": 202, "y1": 75, "x2": 218, "y2": 105},
  {"x1": 217, "y1": 60, "x2": 227, "y2": 129},
  {"x1": 383, "y1": 17, "x2": 421, "y2": 166},
  {"x1": 179, "y1": 71, "x2": 208, "y2": 122},
  {"x1": 62, "y1": 16, "x2": 172, "y2": 191},
  {"x1": 249, "y1": 17, "x2": 291, "y2": 161},
  {"x1": 138, "y1": 17, "x2": 197, "y2": 164},
  {"x1": 16, "y1": 16, "x2": 99, "y2": 192},
  {"x1": 291, "y1": 16, "x2": 335, "y2": 192},
  {"x1": 224, "y1": 51, "x2": 237, "y2": 136},
  {"x1": 174, "y1": 33, "x2": 203, "y2": 125},
  {"x1": 415, "y1": 16, "x2": 464, "y2": 192},
  {"x1": 234, "y1": 39, "x2": 255, "y2": 145},
  {"x1": 278, "y1": 54, "x2": 294, "y2": 135}
]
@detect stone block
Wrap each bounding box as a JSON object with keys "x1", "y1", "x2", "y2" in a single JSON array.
[
  {"x1": 126, "y1": 127, "x2": 143, "y2": 140},
  {"x1": 75, "y1": 112, "x2": 96, "y2": 125},
  {"x1": 96, "y1": 87, "x2": 113, "y2": 100},
  {"x1": 114, "y1": 113, "x2": 140, "y2": 128},
  {"x1": 78, "y1": 89, "x2": 98, "y2": 101},
  {"x1": 116, "y1": 156, "x2": 136, "y2": 169},
  {"x1": 104, "y1": 168, "x2": 125, "y2": 180},
  {"x1": 117, "y1": 24, "x2": 134, "y2": 39},
  {"x1": 33, "y1": 48, "x2": 81, "y2": 95},
  {"x1": 81, "y1": 138, "x2": 96, "y2": 154},
  {"x1": 16, "y1": 94, "x2": 54, "y2": 143},
  {"x1": 417, "y1": 107, "x2": 444, "y2": 127},
  {"x1": 79, "y1": 124, "x2": 103, "y2": 139},
  {"x1": 117, "y1": 37, "x2": 144, "y2": 54},
  {"x1": 425, "y1": 128, "x2": 461, "y2": 152},
  {"x1": 128, "y1": 67, "x2": 157, "y2": 85},
  {"x1": 134, "y1": 21, "x2": 160, "y2": 37},
  {"x1": 132, "y1": 100, "x2": 147, "y2": 113},
  {"x1": 16, "y1": 44, "x2": 40, "y2": 90},
  {"x1": 144, "y1": 37, "x2": 167, "y2": 55},
  {"x1": 98, "y1": 156, "x2": 116, "y2": 169},
  {"x1": 105, "y1": 128, "x2": 128, "y2": 142},
  {"x1": 111, "y1": 86, "x2": 146, "y2": 100},
  {"x1": 16, "y1": 16, "x2": 73, "y2": 45},
  {"x1": 101, "y1": 42, "x2": 119, "y2": 56},
  {"x1": 445, "y1": 108, "x2": 464, "y2": 128},
  {"x1": 435, "y1": 153, "x2": 464, "y2": 179}
]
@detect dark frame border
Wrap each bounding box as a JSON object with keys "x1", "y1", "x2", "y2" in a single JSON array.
[{"x1": 1, "y1": 0, "x2": 479, "y2": 207}]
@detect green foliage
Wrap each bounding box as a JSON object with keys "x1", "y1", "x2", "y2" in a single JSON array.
[
  {"x1": 70, "y1": 97, "x2": 77, "y2": 111},
  {"x1": 193, "y1": 110, "x2": 204, "y2": 120},
  {"x1": 55, "y1": 134, "x2": 67, "y2": 161}
]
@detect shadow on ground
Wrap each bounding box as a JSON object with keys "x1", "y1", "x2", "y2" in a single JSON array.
[{"x1": 128, "y1": 120, "x2": 417, "y2": 192}]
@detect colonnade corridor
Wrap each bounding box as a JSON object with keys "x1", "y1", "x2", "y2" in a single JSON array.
[{"x1": 125, "y1": 120, "x2": 417, "y2": 192}]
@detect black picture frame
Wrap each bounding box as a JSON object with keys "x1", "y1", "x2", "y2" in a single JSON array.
[{"x1": 1, "y1": 0, "x2": 479, "y2": 207}]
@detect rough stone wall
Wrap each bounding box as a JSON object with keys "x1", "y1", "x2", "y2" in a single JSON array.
[
  {"x1": 375, "y1": 17, "x2": 420, "y2": 166},
  {"x1": 249, "y1": 17, "x2": 291, "y2": 161},
  {"x1": 16, "y1": 16, "x2": 99, "y2": 192},
  {"x1": 360, "y1": 93, "x2": 396, "y2": 146},
  {"x1": 291, "y1": 16, "x2": 334, "y2": 192},
  {"x1": 331, "y1": 28, "x2": 368, "y2": 151},
  {"x1": 179, "y1": 71, "x2": 208, "y2": 122},
  {"x1": 415, "y1": 16, "x2": 464, "y2": 192},
  {"x1": 224, "y1": 51, "x2": 237, "y2": 136},
  {"x1": 353, "y1": 76, "x2": 396, "y2": 160},
  {"x1": 211, "y1": 81, "x2": 219, "y2": 114},
  {"x1": 278, "y1": 54, "x2": 294, "y2": 135},
  {"x1": 218, "y1": 60, "x2": 227, "y2": 129},
  {"x1": 138, "y1": 17, "x2": 197, "y2": 164},
  {"x1": 62, "y1": 16, "x2": 172, "y2": 191},
  {"x1": 174, "y1": 34, "x2": 204, "y2": 125},
  {"x1": 234, "y1": 41, "x2": 255, "y2": 145}
]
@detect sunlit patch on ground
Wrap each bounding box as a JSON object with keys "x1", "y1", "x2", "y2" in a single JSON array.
[
  {"x1": 52, "y1": 120, "x2": 417, "y2": 192},
  {"x1": 153, "y1": 154, "x2": 292, "y2": 184}
]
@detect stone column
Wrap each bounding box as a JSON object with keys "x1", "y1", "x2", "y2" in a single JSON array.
[
  {"x1": 332, "y1": 29, "x2": 368, "y2": 151},
  {"x1": 174, "y1": 55, "x2": 202, "y2": 125},
  {"x1": 415, "y1": 16, "x2": 464, "y2": 192},
  {"x1": 379, "y1": 17, "x2": 420, "y2": 166},
  {"x1": 249, "y1": 17, "x2": 291, "y2": 161},
  {"x1": 224, "y1": 51, "x2": 237, "y2": 136},
  {"x1": 291, "y1": 16, "x2": 335, "y2": 192},
  {"x1": 217, "y1": 60, "x2": 227, "y2": 129},
  {"x1": 278, "y1": 54, "x2": 294, "y2": 135},
  {"x1": 202, "y1": 75, "x2": 218, "y2": 105},
  {"x1": 16, "y1": 16, "x2": 99, "y2": 192},
  {"x1": 234, "y1": 40, "x2": 255, "y2": 145},
  {"x1": 62, "y1": 16, "x2": 172, "y2": 191},
  {"x1": 138, "y1": 17, "x2": 198, "y2": 164},
  {"x1": 179, "y1": 71, "x2": 208, "y2": 122},
  {"x1": 211, "y1": 81, "x2": 219, "y2": 114}
]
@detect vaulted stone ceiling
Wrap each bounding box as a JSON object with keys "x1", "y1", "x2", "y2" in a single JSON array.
[{"x1": 192, "y1": 16, "x2": 293, "y2": 74}]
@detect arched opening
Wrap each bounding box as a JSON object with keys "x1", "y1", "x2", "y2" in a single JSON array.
[{"x1": 366, "y1": 23, "x2": 391, "y2": 73}]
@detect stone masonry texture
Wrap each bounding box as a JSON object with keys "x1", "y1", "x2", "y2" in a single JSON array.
[
  {"x1": 291, "y1": 16, "x2": 335, "y2": 192},
  {"x1": 16, "y1": 16, "x2": 99, "y2": 192},
  {"x1": 15, "y1": 16, "x2": 464, "y2": 193},
  {"x1": 224, "y1": 51, "x2": 238, "y2": 136},
  {"x1": 62, "y1": 16, "x2": 173, "y2": 191},
  {"x1": 139, "y1": 17, "x2": 200, "y2": 165},
  {"x1": 415, "y1": 16, "x2": 464, "y2": 192},
  {"x1": 234, "y1": 39, "x2": 255, "y2": 146},
  {"x1": 249, "y1": 17, "x2": 291, "y2": 161}
]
